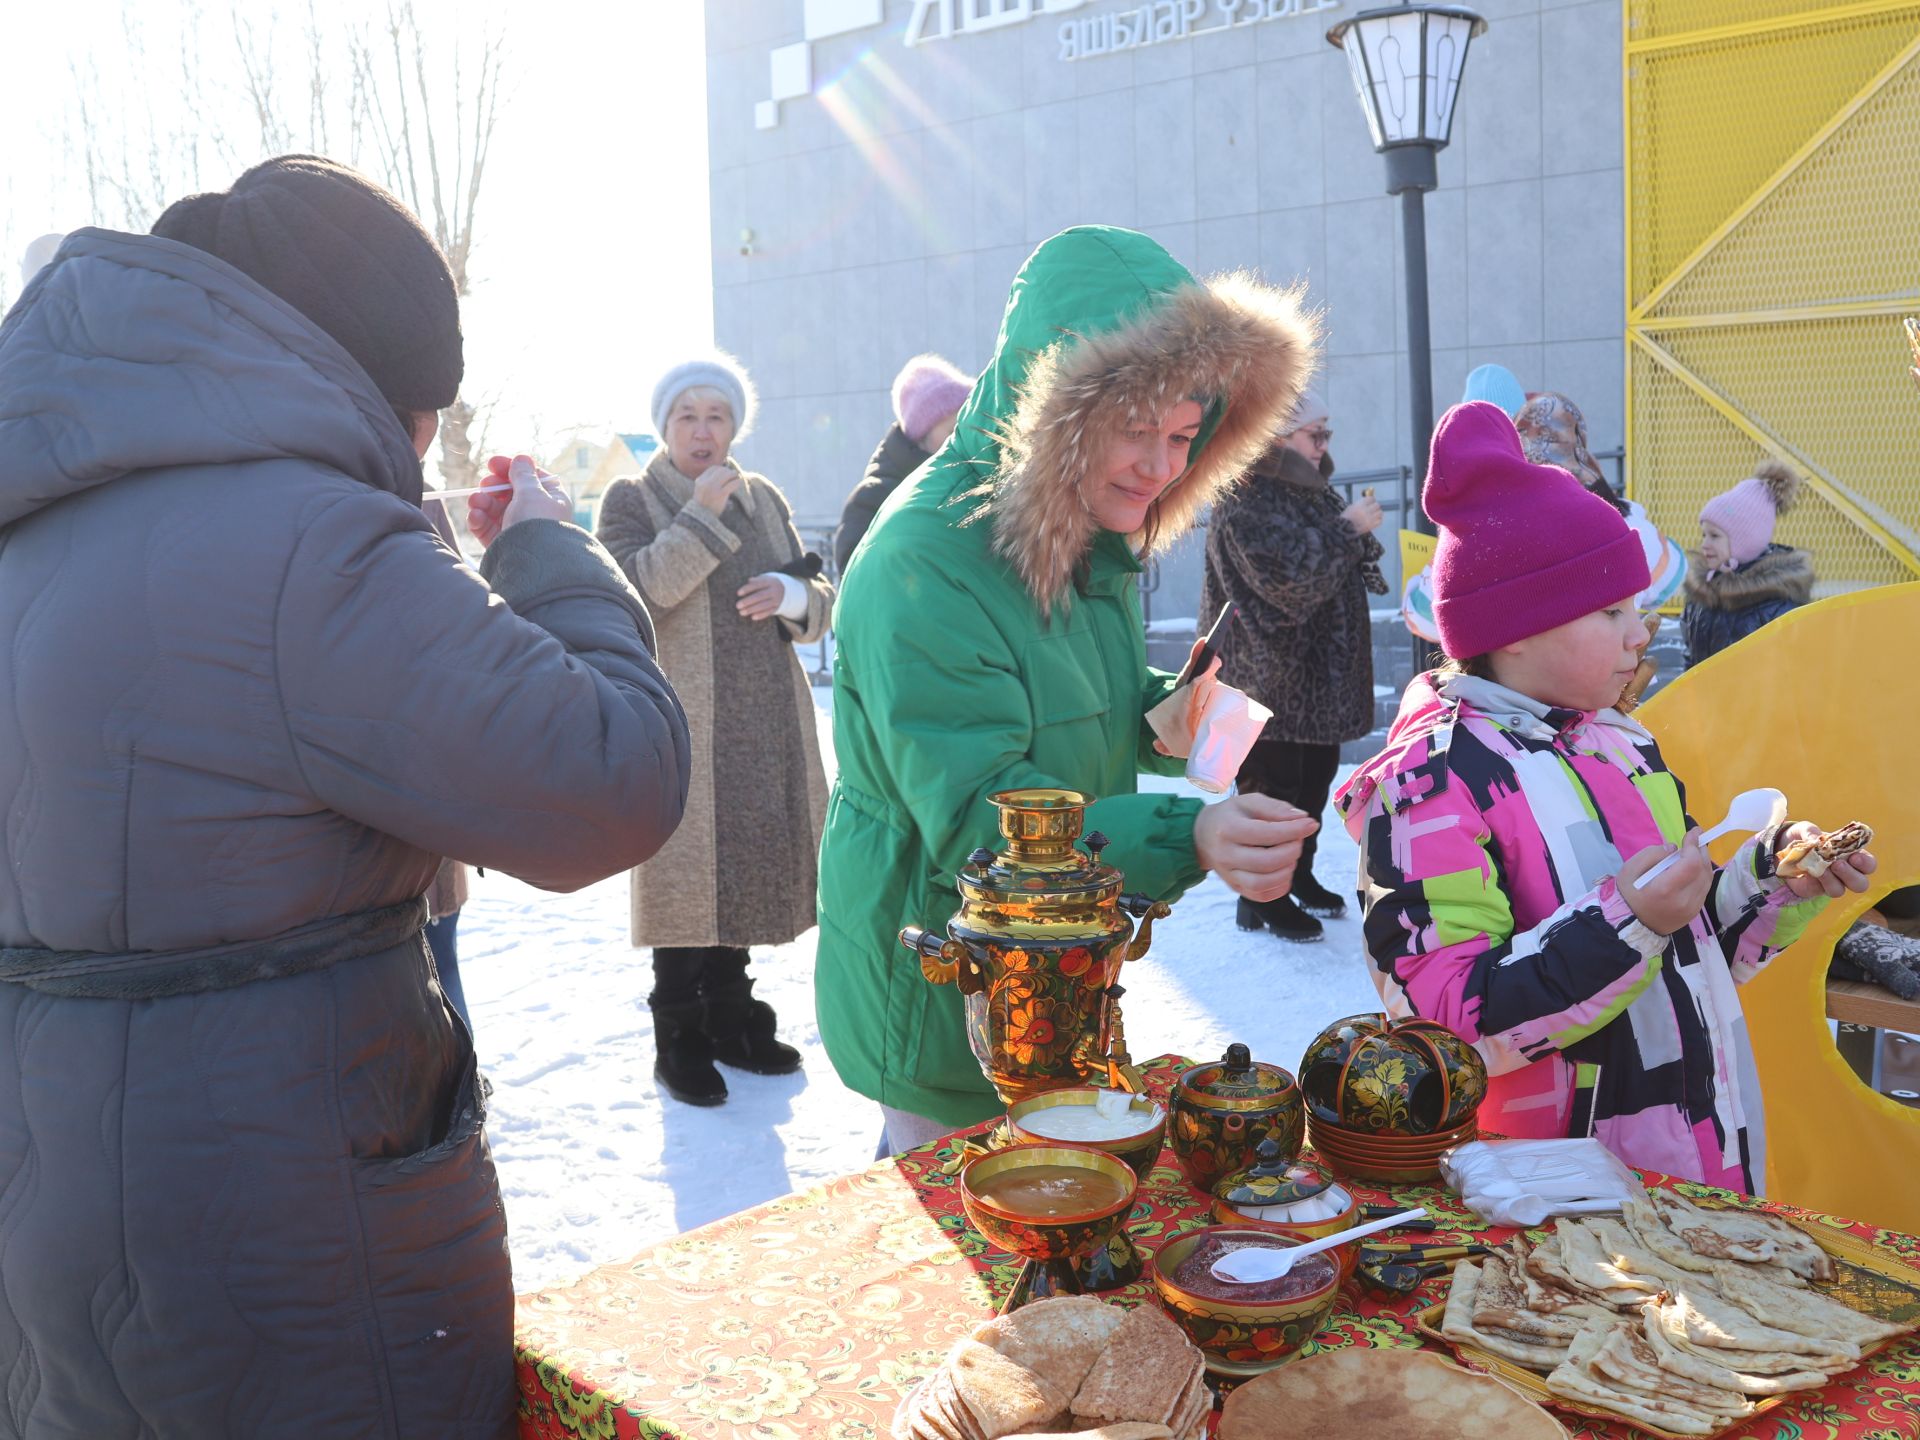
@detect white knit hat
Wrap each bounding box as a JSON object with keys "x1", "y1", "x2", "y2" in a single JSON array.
[
  {"x1": 651, "y1": 350, "x2": 757, "y2": 441},
  {"x1": 20, "y1": 233, "x2": 64, "y2": 290},
  {"x1": 1279, "y1": 386, "x2": 1329, "y2": 435}
]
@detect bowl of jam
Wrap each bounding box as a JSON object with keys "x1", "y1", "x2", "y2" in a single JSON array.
[{"x1": 1148, "y1": 1226, "x2": 1342, "y2": 1376}]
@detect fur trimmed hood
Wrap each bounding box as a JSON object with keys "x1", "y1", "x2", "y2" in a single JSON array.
[
  {"x1": 953, "y1": 227, "x2": 1319, "y2": 613},
  {"x1": 1683, "y1": 543, "x2": 1814, "y2": 611}
]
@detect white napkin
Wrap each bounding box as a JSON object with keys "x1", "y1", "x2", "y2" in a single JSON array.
[
  {"x1": 1440, "y1": 1138, "x2": 1644, "y2": 1228},
  {"x1": 1145, "y1": 680, "x2": 1203, "y2": 758}
]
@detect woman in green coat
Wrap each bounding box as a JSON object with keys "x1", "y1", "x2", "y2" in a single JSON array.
[{"x1": 817, "y1": 226, "x2": 1323, "y2": 1150}]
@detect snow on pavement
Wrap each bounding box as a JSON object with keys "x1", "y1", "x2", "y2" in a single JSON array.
[{"x1": 465, "y1": 687, "x2": 1380, "y2": 1294}]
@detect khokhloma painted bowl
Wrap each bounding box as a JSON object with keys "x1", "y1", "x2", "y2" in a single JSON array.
[
  {"x1": 1149, "y1": 1225, "x2": 1342, "y2": 1376},
  {"x1": 960, "y1": 1143, "x2": 1138, "y2": 1264}
]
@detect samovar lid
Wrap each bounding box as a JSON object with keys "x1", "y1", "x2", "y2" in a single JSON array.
[{"x1": 958, "y1": 788, "x2": 1123, "y2": 907}]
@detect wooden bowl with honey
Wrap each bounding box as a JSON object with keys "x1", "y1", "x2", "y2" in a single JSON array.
[{"x1": 960, "y1": 1143, "x2": 1138, "y2": 1306}]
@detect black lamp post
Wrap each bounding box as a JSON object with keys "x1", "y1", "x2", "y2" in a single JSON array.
[{"x1": 1327, "y1": 3, "x2": 1486, "y2": 532}]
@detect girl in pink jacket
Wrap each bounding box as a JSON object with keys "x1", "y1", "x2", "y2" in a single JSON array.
[{"x1": 1336, "y1": 403, "x2": 1874, "y2": 1192}]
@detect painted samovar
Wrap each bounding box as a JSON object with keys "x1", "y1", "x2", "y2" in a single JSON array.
[{"x1": 900, "y1": 787, "x2": 1173, "y2": 1106}]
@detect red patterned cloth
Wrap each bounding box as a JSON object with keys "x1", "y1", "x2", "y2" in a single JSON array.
[{"x1": 514, "y1": 1057, "x2": 1920, "y2": 1440}]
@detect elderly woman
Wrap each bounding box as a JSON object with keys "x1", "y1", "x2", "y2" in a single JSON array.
[
  {"x1": 597, "y1": 354, "x2": 833, "y2": 1107},
  {"x1": 818, "y1": 226, "x2": 1322, "y2": 1152},
  {"x1": 0, "y1": 157, "x2": 690, "y2": 1438},
  {"x1": 1198, "y1": 389, "x2": 1388, "y2": 945}
]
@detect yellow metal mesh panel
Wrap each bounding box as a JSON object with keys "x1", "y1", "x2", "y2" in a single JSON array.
[
  {"x1": 1657, "y1": 49, "x2": 1920, "y2": 316},
  {"x1": 1628, "y1": 1, "x2": 1920, "y2": 592},
  {"x1": 1630, "y1": 344, "x2": 1765, "y2": 537},
  {"x1": 1627, "y1": 0, "x2": 1903, "y2": 44},
  {"x1": 1627, "y1": 11, "x2": 1920, "y2": 304},
  {"x1": 1652, "y1": 322, "x2": 1919, "y2": 592}
]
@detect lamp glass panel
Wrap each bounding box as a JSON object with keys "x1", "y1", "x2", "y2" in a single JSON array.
[
  {"x1": 1423, "y1": 15, "x2": 1475, "y2": 142},
  {"x1": 1355, "y1": 11, "x2": 1430, "y2": 145},
  {"x1": 1340, "y1": 36, "x2": 1387, "y2": 148}
]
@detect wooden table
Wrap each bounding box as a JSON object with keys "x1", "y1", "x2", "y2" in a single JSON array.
[
  {"x1": 1828, "y1": 976, "x2": 1920, "y2": 1033},
  {"x1": 512, "y1": 1056, "x2": 1920, "y2": 1440}
]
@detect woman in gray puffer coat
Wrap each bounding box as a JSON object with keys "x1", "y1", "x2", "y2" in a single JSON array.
[{"x1": 0, "y1": 157, "x2": 690, "y2": 1439}]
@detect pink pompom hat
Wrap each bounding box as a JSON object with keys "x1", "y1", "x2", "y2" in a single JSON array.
[{"x1": 891, "y1": 353, "x2": 974, "y2": 445}]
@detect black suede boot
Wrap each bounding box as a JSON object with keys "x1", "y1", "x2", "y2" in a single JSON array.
[
  {"x1": 705, "y1": 978, "x2": 803, "y2": 1075},
  {"x1": 650, "y1": 998, "x2": 728, "y2": 1105},
  {"x1": 1291, "y1": 872, "x2": 1349, "y2": 920},
  {"x1": 1239, "y1": 894, "x2": 1324, "y2": 945},
  {"x1": 650, "y1": 945, "x2": 727, "y2": 1105}
]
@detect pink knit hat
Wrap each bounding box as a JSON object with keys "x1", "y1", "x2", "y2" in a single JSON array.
[
  {"x1": 1425, "y1": 402, "x2": 1650, "y2": 658},
  {"x1": 1699, "y1": 460, "x2": 1800, "y2": 567},
  {"x1": 891, "y1": 353, "x2": 974, "y2": 445}
]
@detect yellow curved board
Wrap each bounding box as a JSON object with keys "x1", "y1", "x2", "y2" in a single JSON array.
[{"x1": 1638, "y1": 582, "x2": 1920, "y2": 1230}]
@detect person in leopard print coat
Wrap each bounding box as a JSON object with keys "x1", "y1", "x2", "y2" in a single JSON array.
[{"x1": 1197, "y1": 389, "x2": 1388, "y2": 943}]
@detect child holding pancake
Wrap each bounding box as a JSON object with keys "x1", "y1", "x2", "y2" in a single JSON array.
[{"x1": 1335, "y1": 403, "x2": 1875, "y2": 1192}]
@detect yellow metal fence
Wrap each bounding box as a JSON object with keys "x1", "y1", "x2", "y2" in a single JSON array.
[{"x1": 1625, "y1": 0, "x2": 1920, "y2": 594}]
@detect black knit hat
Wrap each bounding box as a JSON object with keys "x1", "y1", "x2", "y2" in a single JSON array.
[{"x1": 152, "y1": 154, "x2": 463, "y2": 413}]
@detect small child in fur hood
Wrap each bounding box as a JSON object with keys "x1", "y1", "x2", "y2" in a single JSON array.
[{"x1": 1682, "y1": 459, "x2": 1814, "y2": 668}]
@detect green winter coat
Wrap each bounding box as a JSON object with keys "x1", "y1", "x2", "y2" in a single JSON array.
[{"x1": 816, "y1": 226, "x2": 1319, "y2": 1127}]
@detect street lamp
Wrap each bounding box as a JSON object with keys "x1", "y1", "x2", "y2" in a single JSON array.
[{"x1": 1327, "y1": 3, "x2": 1486, "y2": 530}]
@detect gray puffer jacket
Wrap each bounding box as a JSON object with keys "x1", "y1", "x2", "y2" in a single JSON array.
[{"x1": 0, "y1": 230, "x2": 691, "y2": 1438}]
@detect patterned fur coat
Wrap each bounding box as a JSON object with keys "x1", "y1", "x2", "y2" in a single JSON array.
[
  {"x1": 1198, "y1": 444, "x2": 1388, "y2": 747},
  {"x1": 597, "y1": 450, "x2": 832, "y2": 947}
]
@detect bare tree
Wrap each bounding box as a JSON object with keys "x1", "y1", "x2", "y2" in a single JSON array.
[
  {"x1": 348, "y1": 2, "x2": 507, "y2": 494},
  {"x1": 57, "y1": 1, "x2": 508, "y2": 499},
  {"x1": 63, "y1": 1, "x2": 238, "y2": 231}
]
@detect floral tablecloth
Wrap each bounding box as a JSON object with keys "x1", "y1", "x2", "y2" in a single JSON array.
[{"x1": 514, "y1": 1057, "x2": 1920, "y2": 1440}]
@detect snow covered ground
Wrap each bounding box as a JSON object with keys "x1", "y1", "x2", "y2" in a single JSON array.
[{"x1": 466, "y1": 687, "x2": 1381, "y2": 1294}]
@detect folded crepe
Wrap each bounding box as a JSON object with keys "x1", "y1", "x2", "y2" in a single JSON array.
[{"x1": 1650, "y1": 1190, "x2": 1834, "y2": 1283}]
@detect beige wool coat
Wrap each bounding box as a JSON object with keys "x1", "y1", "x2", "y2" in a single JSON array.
[{"x1": 598, "y1": 450, "x2": 832, "y2": 947}]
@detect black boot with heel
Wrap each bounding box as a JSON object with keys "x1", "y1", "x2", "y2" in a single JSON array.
[
  {"x1": 1290, "y1": 872, "x2": 1349, "y2": 920},
  {"x1": 1236, "y1": 894, "x2": 1325, "y2": 945}
]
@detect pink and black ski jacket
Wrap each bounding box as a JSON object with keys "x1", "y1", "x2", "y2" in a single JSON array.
[{"x1": 1336, "y1": 673, "x2": 1824, "y2": 1192}]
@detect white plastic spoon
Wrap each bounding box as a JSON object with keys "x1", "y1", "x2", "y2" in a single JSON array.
[
  {"x1": 1633, "y1": 786, "x2": 1787, "y2": 889},
  {"x1": 1209, "y1": 1206, "x2": 1429, "y2": 1285}
]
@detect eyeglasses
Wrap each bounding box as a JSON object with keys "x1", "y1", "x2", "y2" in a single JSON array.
[{"x1": 1300, "y1": 428, "x2": 1333, "y2": 446}]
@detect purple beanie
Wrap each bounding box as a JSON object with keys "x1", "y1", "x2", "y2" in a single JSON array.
[
  {"x1": 1700, "y1": 460, "x2": 1800, "y2": 567},
  {"x1": 1425, "y1": 402, "x2": 1650, "y2": 658},
  {"x1": 891, "y1": 353, "x2": 973, "y2": 445}
]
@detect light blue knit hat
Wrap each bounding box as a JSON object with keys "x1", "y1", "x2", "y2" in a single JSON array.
[
  {"x1": 1460, "y1": 363, "x2": 1527, "y2": 420},
  {"x1": 651, "y1": 350, "x2": 757, "y2": 441}
]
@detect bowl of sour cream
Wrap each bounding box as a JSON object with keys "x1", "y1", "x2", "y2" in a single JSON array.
[{"x1": 1006, "y1": 1085, "x2": 1167, "y2": 1181}]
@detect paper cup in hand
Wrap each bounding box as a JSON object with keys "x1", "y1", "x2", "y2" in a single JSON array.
[{"x1": 1186, "y1": 686, "x2": 1272, "y2": 794}]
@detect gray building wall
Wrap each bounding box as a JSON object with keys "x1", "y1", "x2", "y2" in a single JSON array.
[{"x1": 705, "y1": 0, "x2": 1624, "y2": 619}]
